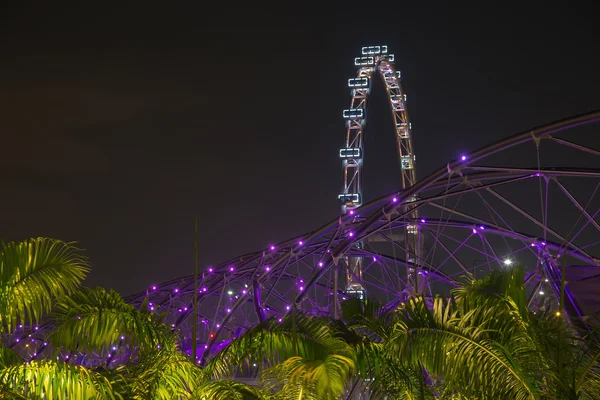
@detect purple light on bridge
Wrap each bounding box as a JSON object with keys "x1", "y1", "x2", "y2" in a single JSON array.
[
  {"x1": 420, "y1": 219, "x2": 425, "y2": 223},
  {"x1": 269, "y1": 245, "x2": 275, "y2": 251},
  {"x1": 242, "y1": 289, "x2": 247, "y2": 294},
  {"x1": 479, "y1": 225, "x2": 485, "y2": 230},
  {"x1": 298, "y1": 240, "x2": 304, "y2": 246},
  {"x1": 286, "y1": 305, "x2": 291, "y2": 310},
  {"x1": 349, "y1": 232, "x2": 354, "y2": 237},
  {"x1": 229, "y1": 266, "x2": 235, "y2": 272},
  {"x1": 208, "y1": 268, "x2": 213, "y2": 273},
  {"x1": 299, "y1": 286, "x2": 304, "y2": 291},
  {"x1": 318, "y1": 261, "x2": 324, "y2": 267},
  {"x1": 461, "y1": 155, "x2": 467, "y2": 161},
  {"x1": 174, "y1": 288, "x2": 179, "y2": 293},
  {"x1": 265, "y1": 266, "x2": 270, "y2": 272},
  {"x1": 152, "y1": 285, "x2": 157, "y2": 290},
  {"x1": 202, "y1": 287, "x2": 207, "y2": 292},
  {"x1": 392, "y1": 197, "x2": 398, "y2": 202},
  {"x1": 472, "y1": 228, "x2": 477, "y2": 234},
  {"x1": 349, "y1": 210, "x2": 354, "y2": 215}
]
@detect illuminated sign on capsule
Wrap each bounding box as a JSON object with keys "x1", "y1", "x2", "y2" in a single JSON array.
[{"x1": 361, "y1": 45, "x2": 388, "y2": 55}]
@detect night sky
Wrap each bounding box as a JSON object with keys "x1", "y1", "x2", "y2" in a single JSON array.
[{"x1": 2, "y1": 4, "x2": 599, "y2": 295}]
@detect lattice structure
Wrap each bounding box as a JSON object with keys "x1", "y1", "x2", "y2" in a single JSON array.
[{"x1": 123, "y1": 111, "x2": 600, "y2": 365}]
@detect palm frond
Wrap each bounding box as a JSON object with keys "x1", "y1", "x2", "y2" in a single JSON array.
[
  {"x1": 0, "y1": 360, "x2": 118, "y2": 399},
  {"x1": 0, "y1": 238, "x2": 89, "y2": 332},
  {"x1": 0, "y1": 343, "x2": 22, "y2": 369},
  {"x1": 194, "y1": 380, "x2": 274, "y2": 400},
  {"x1": 49, "y1": 286, "x2": 171, "y2": 354},
  {"x1": 206, "y1": 313, "x2": 354, "y2": 378},
  {"x1": 395, "y1": 296, "x2": 541, "y2": 399},
  {"x1": 126, "y1": 341, "x2": 200, "y2": 399}
]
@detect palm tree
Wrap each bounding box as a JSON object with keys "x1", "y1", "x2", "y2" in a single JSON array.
[
  {"x1": 0, "y1": 238, "x2": 117, "y2": 397},
  {"x1": 207, "y1": 310, "x2": 356, "y2": 399},
  {"x1": 0, "y1": 237, "x2": 271, "y2": 399},
  {"x1": 208, "y1": 265, "x2": 600, "y2": 399}
]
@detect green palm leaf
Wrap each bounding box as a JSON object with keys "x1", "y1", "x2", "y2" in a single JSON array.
[
  {"x1": 0, "y1": 238, "x2": 89, "y2": 333},
  {"x1": 207, "y1": 314, "x2": 355, "y2": 399},
  {"x1": 395, "y1": 296, "x2": 540, "y2": 399},
  {"x1": 194, "y1": 380, "x2": 274, "y2": 400},
  {"x1": 0, "y1": 343, "x2": 22, "y2": 369},
  {"x1": 49, "y1": 287, "x2": 171, "y2": 354},
  {"x1": 0, "y1": 360, "x2": 118, "y2": 400},
  {"x1": 126, "y1": 341, "x2": 201, "y2": 400}
]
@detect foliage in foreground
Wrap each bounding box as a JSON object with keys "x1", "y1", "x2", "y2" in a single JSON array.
[{"x1": 1, "y1": 237, "x2": 600, "y2": 399}]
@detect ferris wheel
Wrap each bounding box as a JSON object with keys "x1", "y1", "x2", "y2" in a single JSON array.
[
  {"x1": 338, "y1": 45, "x2": 422, "y2": 303},
  {"x1": 9, "y1": 49, "x2": 600, "y2": 368}
]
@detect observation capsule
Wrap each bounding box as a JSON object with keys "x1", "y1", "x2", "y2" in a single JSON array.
[
  {"x1": 361, "y1": 45, "x2": 388, "y2": 55},
  {"x1": 339, "y1": 148, "x2": 362, "y2": 158},
  {"x1": 348, "y1": 78, "x2": 369, "y2": 88},
  {"x1": 342, "y1": 109, "x2": 364, "y2": 119}
]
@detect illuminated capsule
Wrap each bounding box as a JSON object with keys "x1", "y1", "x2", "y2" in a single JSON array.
[
  {"x1": 361, "y1": 45, "x2": 388, "y2": 55},
  {"x1": 339, "y1": 148, "x2": 362, "y2": 158},
  {"x1": 342, "y1": 108, "x2": 364, "y2": 119},
  {"x1": 401, "y1": 155, "x2": 415, "y2": 170},
  {"x1": 348, "y1": 78, "x2": 369, "y2": 88},
  {"x1": 354, "y1": 56, "x2": 374, "y2": 66},
  {"x1": 338, "y1": 193, "x2": 361, "y2": 205}
]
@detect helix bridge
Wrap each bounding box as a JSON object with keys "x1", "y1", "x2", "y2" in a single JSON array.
[{"x1": 9, "y1": 46, "x2": 600, "y2": 369}]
